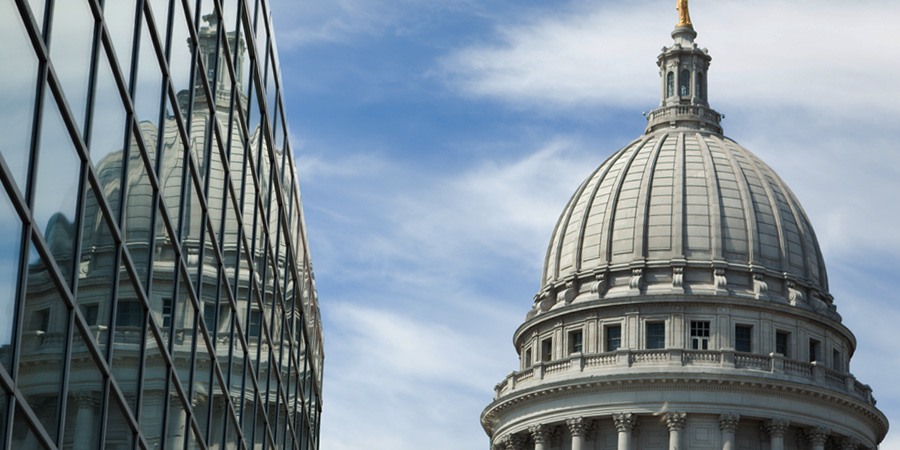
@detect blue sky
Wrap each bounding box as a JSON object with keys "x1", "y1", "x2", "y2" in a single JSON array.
[{"x1": 268, "y1": 1, "x2": 900, "y2": 448}]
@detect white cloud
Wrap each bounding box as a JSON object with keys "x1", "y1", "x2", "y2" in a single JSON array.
[{"x1": 441, "y1": 1, "x2": 900, "y2": 120}]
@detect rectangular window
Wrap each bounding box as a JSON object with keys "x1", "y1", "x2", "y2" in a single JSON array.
[
  {"x1": 29, "y1": 309, "x2": 50, "y2": 332},
  {"x1": 162, "y1": 297, "x2": 173, "y2": 328},
  {"x1": 809, "y1": 338, "x2": 821, "y2": 363},
  {"x1": 523, "y1": 347, "x2": 532, "y2": 368},
  {"x1": 80, "y1": 304, "x2": 99, "y2": 325},
  {"x1": 606, "y1": 325, "x2": 622, "y2": 352},
  {"x1": 832, "y1": 349, "x2": 842, "y2": 371},
  {"x1": 735, "y1": 325, "x2": 752, "y2": 352},
  {"x1": 690, "y1": 321, "x2": 710, "y2": 350},
  {"x1": 540, "y1": 337, "x2": 553, "y2": 362},
  {"x1": 568, "y1": 329, "x2": 583, "y2": 354},
  {"x1": 203, "y1": 303, "x2": 217, "y2": 335},
  {"x1": 775, "y1": 330, "x2": 790, "y2": 356},
  {"x1": 115, "y1": 301, "x2": 143, "y2": 328},
  {"x1": 646, "y1": 322, "x2": 665, "y2": 349},
  {"x1": 249, "y1": 309, "x2": 262, "y2": 340}
]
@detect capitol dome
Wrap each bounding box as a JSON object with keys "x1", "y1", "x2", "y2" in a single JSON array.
[
  {"x1": 483, "y1": 6, "x2": 886, "y2": 450},
  {"x1": 536, "y1": 128, "x2": 834, "y2": 318}
]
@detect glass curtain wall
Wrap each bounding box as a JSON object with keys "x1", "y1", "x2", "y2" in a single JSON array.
[{"x1": 0, "y1": 0, "x2": 324, "y2": 449}]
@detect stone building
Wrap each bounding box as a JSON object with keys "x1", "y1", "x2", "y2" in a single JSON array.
[{"x1": 481, "y1": 5, "x2": 888, "y2": 450}]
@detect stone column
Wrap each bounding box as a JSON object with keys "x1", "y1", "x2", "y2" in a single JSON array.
[
  {"x1": 665, "y1": 412, "x2": 686, "y2": 450},
  {"x1": 72, "y1": 392, "x2": 96, "y2": 450},
  {"x1": 502, "y1": 433, "x2": 527, "y2": 450},
  {"x1": 764, "y1": 419, "x2": 789, "y2": 450},
  {"x1": 567, "y1": 417, "x2": 589, "y2": 450},
  {"x1": 529, "y1": 424, "x2": 551, "y2": 450},
  {"x1": 840, "y1": 436, "x2": 861, "y2": 450},
  {"x1": 613, "y1": 413, "x2": 638, "y2": 450},
  {"x1": 806, "y1": 427, "x2": 829, "y2": 450},
  {"x1": 718, "y1": 414, "x2": 740, "y2": 450}
]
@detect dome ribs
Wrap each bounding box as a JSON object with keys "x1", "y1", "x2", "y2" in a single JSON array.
[
  {"x1": 712, "y1": 134, "x2": 760, "y2": 269},
  {"x1": 760, "y1": 162, "x2": 816, "y2": 285},
  {"x1": 632, "y1": 133, "x2": 667, "y2": 261},
  {"x1": 600, "y1": 138, "x2": 653, "y2": 266},
  {"x1": 682, "y1": 133, "x2": 714, "y2": 257},
  {"x1": 733, "y1": 142, "x2": 787, "y2": 273},
  {"x1": 695, "y1": 133, "x2": 725, "y2": 263},
  {"x1": 572, "y1": 140, "x2": 637, "y2": 273},
  {"x1": 543, "y1": 176, "x2": 586, "y2": 286}
]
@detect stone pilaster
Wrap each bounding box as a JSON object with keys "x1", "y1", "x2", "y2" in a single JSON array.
[
  {"x1": 567, "y1": 417, "x2": 589, "y2": 450},
  {"x1": 719, "y1": 414, "x2": 740, "y2": 450},
  {"x1": 71, "y1": 392, "x2": 97, "y2": 450},
  {"x1": 764, "y1": 418, "x2": 790, "y2": 450},
  {"x1": 529, "y1": 424, "x2": 551, "y2": 450},
  {"x1": 665, "y1": 412, "x2": 686, "y2": 450},
  {"x1": 613, "y1": 413, "x2": 638, "y2": 450}
]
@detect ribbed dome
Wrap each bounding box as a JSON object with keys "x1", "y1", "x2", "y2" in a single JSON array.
[{"x1": 538, "y1": 129, "x2": 833, "y2": 314}]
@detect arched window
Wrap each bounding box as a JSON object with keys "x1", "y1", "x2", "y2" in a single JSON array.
[
  {"x1": 680, "y1": 69, "x2": 690, "y2": 96},
  {"x1": 697, "y1": 72, "x2": 706, "y2": 100},
  {"x1": 666, "y1": 72, "x2": 675, "y2": 97}
]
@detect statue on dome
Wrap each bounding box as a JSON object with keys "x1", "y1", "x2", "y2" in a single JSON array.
[{"x1": 676, "y1": 0, "x2": 693, "y2": 27}]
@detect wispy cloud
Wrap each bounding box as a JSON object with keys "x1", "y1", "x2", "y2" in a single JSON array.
[{"x1": 441, "y1": 1, "x2": 900, "y2": 119}]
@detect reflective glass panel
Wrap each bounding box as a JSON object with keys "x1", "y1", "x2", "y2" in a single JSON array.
[
  {"x1": 89, "y1": 49, "x2": 129, "y2": 219},
  {"x1": 169, "y1": 0, "x2": 194, "y2": 97},
  {"x1": 105, "y1": 393, "x2": 135, "y2": 450},
  {"x1": 10, "y1": 401, "x2": 43, "y2": 449},
  {"x1": 133, "y1": 19, "x2": 163, "y2": 135},
  {"x1": 140, "y1": 331, "x2": 167, "y2": 448},
  {"x1": 17, "y1": 241, "x2": 69, "y2": 442},
  {"x1": 111, "y1": 270, "x2": 144, "y2": 412},
  {"x1": 0, "y1": 1, "x2": 39, "y2": 192},
  {"x1": 123, "y1": 136, "x2": 155, "y2": 287},
  {"x1": 49, "y1": 0, "x2": 95, "y2": 131},
  {"x1": 103, "y1": 0, "x2": 138, "y2": 75},
  {"x1": 172, "y1": 276, "x2": 196, "y2": 387},
  {"x1": 61, "y1": 326, "x2": 104, "y2": 450},
  {"x1": 32, "y1": 91, "x2": 82, "y2": 286},
  {"x1": 76, "y1": 186, "x2": 117, "y2": 354},
  {"x1": 0, "y1": 191, "x2": 23, "y2": 369},
  {"x1": 165, "y1": 374, "x2": 187, "y2": 450}
]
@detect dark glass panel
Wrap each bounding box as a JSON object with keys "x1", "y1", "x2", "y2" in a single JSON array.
[
  {"x1": 110, "y1": 270, "x2": 145, "y2": 412},
  {"x1": 182, "y1": 170, "x2": 204, "y2": 248},
  {"x1": 76, "y1": 186, "x2": 117, "y2": 354},
  {"x1": 49, "y1": 0, "x2": 95, "y2": 131},
  {"x1": 61, "y1": 327, "x2": 104, "y2": 450},
  {"x1": 103, "y1": 0, "x2": 138, "y2": 76},
  {"x1": 89, "y1": 49, "x2": 129, "y2": 220},
  {"x1": 105, "y1": 393, "x2": 135, "y2": 450},
  {"x1": 224, "y1": 408, "x2": 240, "y2": 450},
  {"x1": 139, "y1": 331, "x2": 167, "y2": 448},
  {"x1": 0, "y1": 191, "x2": 23, "y2": 369},
  {"x1": 0, "y1": 389, "x2": 7, "y2": 448},
  {"x1": 122, "y1": 135, "x2": 155, "y2": 287},
  {"x1": 0, "y1": 0, "x2": 40, "y2": 192},
  {"x1": 264, "y1": 55, "x2": 277, "y2": 123},
  {"x1": 10, "y1": 401, "x2": 43, "y2": 449},
  {"x1": 165, "y1": 374, "x2": 187, "y2": 450},
  {"x1": 17, "y1": 241, "x2": 70, "y2": 442},
  {"x1": 33, "y1": 92, "x2": 82, "y2": 285}
]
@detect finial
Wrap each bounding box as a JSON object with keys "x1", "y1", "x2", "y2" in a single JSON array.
[{"x1": 676, "y1": 0, "x2": 693, "y2": 28}]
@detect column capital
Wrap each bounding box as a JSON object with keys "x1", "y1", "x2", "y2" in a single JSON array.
[
  {"x1": 840, "y1": 436, "x2": 862, "y2": 450},
  {"x1": 806, "y1": 426, "x2": 830, "y2": 445},
  {"x1": 719, "y1": 413, "x2": 740, "y2": 432},
  {"x1": 71, "y1": 390, "x2": 98, "y2": 409},
  {"x1": 502, "y1": 433, "x2": 527, "y2": 450},
  {"x1": 764, "y1": 418, "x2": 790, "y2": 438},
  {"x1": 529, "y1": 424, "x2": 551, "y2": 445},
  {"x1": 613, "y1": 413, "x2": 638, "y2": 433},
  {"x1": 567, "y1": 417, "x2": 589, "y2": 437},
  {"x1": 665, "y1": 412, "x2": 687, "y2": 432}
]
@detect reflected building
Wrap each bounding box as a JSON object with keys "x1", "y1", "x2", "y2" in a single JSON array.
[{"x1": 0, "y1": 1, "x2": 323, "y2": 449}]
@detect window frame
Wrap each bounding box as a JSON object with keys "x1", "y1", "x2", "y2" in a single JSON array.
[
  {"x1": 645, "y1": 321, "x2": 666, "y2": 350},
  {"x1": 734, "y1": 324, "x2": 753, "y2": 353},
  {"x1": 605, "y1": 324, "x2": 622, "y2": 352},
  {"x1": 690, "y1": 320, "x2": 711, "y2": 350}
]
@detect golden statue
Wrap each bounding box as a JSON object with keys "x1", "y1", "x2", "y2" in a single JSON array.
[{"x1": 676, "y1": 0, "x2": 693, "y2": 27}]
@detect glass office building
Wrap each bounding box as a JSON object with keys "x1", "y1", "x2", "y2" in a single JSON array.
[{"x1": 0, "y1": 0, "x2": 324, "y2": 449}]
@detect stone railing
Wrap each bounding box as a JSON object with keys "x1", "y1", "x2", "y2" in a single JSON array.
[
  {"x1": 494, "y1": 349, "x2": 876, "y2": 407},
  {"x1": 645, "y1": 104, "x2": 723, "y2": 132}
]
